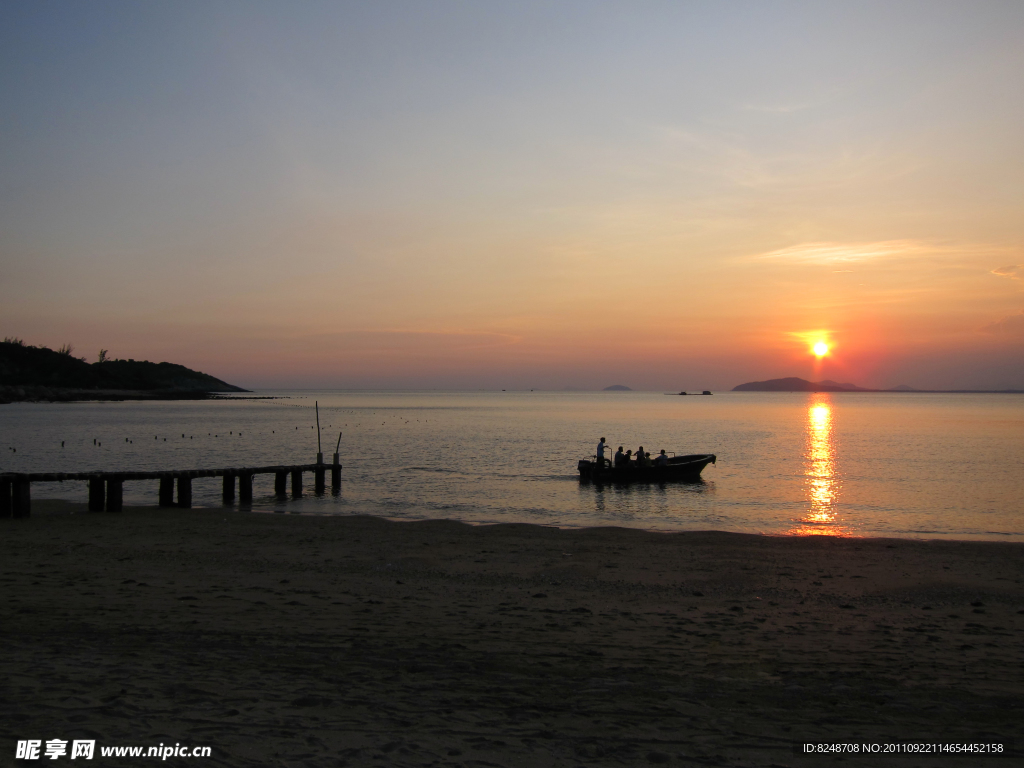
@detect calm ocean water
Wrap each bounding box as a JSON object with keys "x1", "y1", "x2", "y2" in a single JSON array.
[{"x1": 2, "y1": 391, "x2": 1022, "y2": 540}]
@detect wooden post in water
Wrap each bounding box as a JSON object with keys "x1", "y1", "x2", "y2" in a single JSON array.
[
  {"x1": 88, "y1": 477, "x2": 105, "y2": 512},
  {"x1": 239, "y1": 472, "x2": 253, "y2": 504},
  {"x1": 177, "y1": 475, "x2": 192, "y2": 508},
  {"x1": 274, "y1": 471, "x2": 287, "y2": 498},
  {"x1": 158, "y1": 477, "x2": 175, "y2": 507},
  {"x1": 222, "y1": 474, "x2": 235, "y2": 504},
  {"x1": 106, "y1": 478, "x2": 123, "y2": 512},
  {"x1": 12, "y1": 478, "x2": 31, "y2": 518},
  {"x1": 315, "y1": 401, "x2": 323, "y2": 466},
  {"x1": 332, "y1": 431, "x2": 342, "y2": 493},
  {"x1": 1, "y1": 479, "x2": 12, "y2": 518},
  {"x1": 291, "y1": 469, "x2": 302, "y2": 498},
  {"x1": 314, "y1": 465, "x2": 325, "y2": 495}
]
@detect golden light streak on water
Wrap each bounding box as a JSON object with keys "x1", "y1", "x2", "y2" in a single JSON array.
[{"x1": 790, "y1": 394, "x2": 853, "y2": 536}]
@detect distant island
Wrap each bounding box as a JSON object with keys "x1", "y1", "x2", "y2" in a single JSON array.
[
  {"x1": 0, "y1": 339, "x2": 247, "y2": 403},
  {"x1": 602, "y1": 384, "x2": 632, "y2": 391},
  {"x1": 733, "y1": 377, "x2": 872, "y2": 392},
  {"x1": 732, "y1": 376, "x2": 1023, "y2": 394}
]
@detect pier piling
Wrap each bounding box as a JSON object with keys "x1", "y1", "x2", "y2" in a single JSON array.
[
  {"x1": 222, "y1": 474, "x2": 235, "y2": 504},
  {"x1": 0, "y1": 479, "x2": 11, "y2": 518},
  {"x1": 158, "y1": 477, "x2": 175, "y2": 507},
  {"x1": 275, "y1": 471, "x2": 287, "y2": 498},
  {"x1": 12, "y1": 479, "x2": 31, "y2": 518},
  {"x1": 239, "y1": 472, "x2": 253, "y2": 504},
  {"x1": 88, "y1": 478, "x2": 105, "y2": 512},
  {"x1": 314, "y1": 465, "x2": 325, "y2": 495},
  {"x1": 291, "y1": 469, "x2": 302, "y2": 498},
  {"x1": 106, "y1": 478, "x2": 123, "y2": 512},
  {"x1": 177, "y1": 475, "x2": 192, "y2": 509},
  {"x1": 332, "y1": 452, "x2": 341, "y2": 493}
]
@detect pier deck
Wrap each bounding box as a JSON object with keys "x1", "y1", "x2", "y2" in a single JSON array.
[{"x1": 0, "y1": 462, "x2": 342, "y2": 517}]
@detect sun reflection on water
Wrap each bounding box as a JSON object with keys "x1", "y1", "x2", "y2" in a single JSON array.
[{"x1": 790, "y1": 394, "x2": 854, "y2": 536}]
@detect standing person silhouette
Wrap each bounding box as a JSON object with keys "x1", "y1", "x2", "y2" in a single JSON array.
[{"x1": 596, "y1": 437, "x2": 609, "y2": 469}]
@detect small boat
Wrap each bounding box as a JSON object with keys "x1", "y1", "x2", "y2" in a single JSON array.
[{"x1": 577, "y1": 453, "x2": 716, "y2": 482}]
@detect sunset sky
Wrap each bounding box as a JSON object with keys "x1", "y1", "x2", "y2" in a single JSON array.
[{"x1": 3, "y1": 1, "x2": 1023, "y2": 390}]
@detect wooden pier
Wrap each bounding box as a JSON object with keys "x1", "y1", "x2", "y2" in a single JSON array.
[{"x1": 0, "y1": 460, "x2": 342, "y2": 518}]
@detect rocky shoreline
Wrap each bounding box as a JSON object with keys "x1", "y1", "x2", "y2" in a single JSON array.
[{"x1": 0, "y1": 385, "x2": 231, "y2": 404}]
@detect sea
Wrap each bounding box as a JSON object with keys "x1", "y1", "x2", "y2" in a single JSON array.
[{"x1": 2, "y1": 391, "x2": 1022, "y2": 540}]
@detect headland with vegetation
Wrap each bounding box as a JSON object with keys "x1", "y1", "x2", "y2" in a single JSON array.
[{"x1": 0, "y1": 338, "x2": 246, "y2": 403}]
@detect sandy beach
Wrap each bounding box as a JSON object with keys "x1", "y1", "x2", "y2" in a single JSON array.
[{"x1": 3, "y1": 504, "x2": 1022, "y2": 767}]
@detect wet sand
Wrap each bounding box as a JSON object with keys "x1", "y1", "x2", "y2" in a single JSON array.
[{"x1": 2, "y1": 504, "x2": 1023, "y2": 767}]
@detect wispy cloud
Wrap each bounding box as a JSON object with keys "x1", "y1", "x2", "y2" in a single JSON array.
[
  {"x1": 991, "y1": 265, "x2": 1022, "y2": 280},
  {"x1": 979, "y1": 309, "x2": 1024, "y2": 336},
  {"x1": 754, "y1": 241, "x2": 1022, "y2": 270},
  {"x1": 753, "y1": 240, "x2": 933, "y2": 265}
]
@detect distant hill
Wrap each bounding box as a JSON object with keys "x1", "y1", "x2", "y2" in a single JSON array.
[
  {"x1": 731, "y1": 377, "x2": 1023, "y2": 393},
  {"x1": 0, "y1": 340, "x2": 246, "y2": 401},
  {"x1": 818, "y1": 379, "x2": 873, "y2": 392},
  {"x1": 602, "y1": 384, "x2": 632, "y2": 391},
  {"x1": 732, "y1": 377, "x2": 863, "y2": 392}
]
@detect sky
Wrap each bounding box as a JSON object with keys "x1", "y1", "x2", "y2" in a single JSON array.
[{"x1": 2, "y1": 0, "x2": 1023, "y2": 390}]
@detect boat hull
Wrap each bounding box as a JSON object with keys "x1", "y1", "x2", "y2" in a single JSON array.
[{"x1": 578, "y1": 453, "x2": 716, "y2": 482}]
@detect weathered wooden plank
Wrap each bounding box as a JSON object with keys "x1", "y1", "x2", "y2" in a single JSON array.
[{"x1": 1, "y1": 463, "x2": 324, "y2": 484}]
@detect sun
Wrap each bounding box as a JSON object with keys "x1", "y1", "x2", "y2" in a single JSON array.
[{"x1": 813, "y1": 341, "x2": 830, "y2": 357}]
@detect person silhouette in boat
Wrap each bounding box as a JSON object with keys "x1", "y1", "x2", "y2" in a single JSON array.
[
  {"x1": 655, "y1": 449, "x2": 669, "y2": 467},
  {"x1": 636, "y1": 446, "x2": 650, "y2": 467},
  {"x1": 596, "y1": 437, "x2": 609, "y2": 469},
  {"x1": 613, "y1": 446, "x2": 625, "y2": 468}
]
